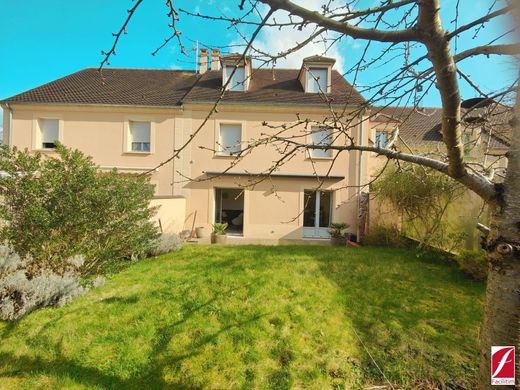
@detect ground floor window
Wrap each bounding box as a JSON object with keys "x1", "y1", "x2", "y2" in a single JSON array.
[
  {"x1": 303, "y1": 190, "x2": 332, "y2": 238},
  {"x1": 214, "y1": 188, "x2": 244, "y2": 235}
]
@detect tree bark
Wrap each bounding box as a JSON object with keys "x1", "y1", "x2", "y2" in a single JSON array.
[{"x1": 478, "y1": 95, "x2": 520, "y2": 389}]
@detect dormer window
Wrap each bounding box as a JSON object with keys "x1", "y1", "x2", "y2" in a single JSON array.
[
  {"x1": 307, "y1": 68, "x2": 328, "y2": 93},
  {"x1": 224, "y1": 66, "x2": 246, "y2": 91},
  {"x1": 220, "y1": 53, "x2": 252, "y2": 92},
  {"x1": 299, "y1": 55, "x2": 336, "y2": 94}
]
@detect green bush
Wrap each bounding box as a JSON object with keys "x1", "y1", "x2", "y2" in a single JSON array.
[
  {"x1": 362, "y1": 225, "x2": 405, "y2": 247},
  {"x1": 372, "y1": 162, "x2": 465, "y2": 251},
  {"x1": 0, "y1": 144, "x2": 160, "y2": 275},
  {"x1": 454, "y1": 249, "x2": 488, "y2": 281},
  {"x1": 212, "y1": 223, "x2": 228, "y2": 235}
]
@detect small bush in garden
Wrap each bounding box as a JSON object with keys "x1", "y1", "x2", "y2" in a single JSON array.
[
  {"x1": 454, "y1": 249, "x2": 488, "y2": 281},
  {"x1": 151, "y1": 233, "x2": 183, "y2": 256},
  {"x1": 363, "y1": 225, "x2": 405, "y2": 247},
  {"x1": 0, "y1": 244, "x2": 88, "y2": 321},
  {"x1": 0, "y1": 144, "x2": 160, "y2": 275}
]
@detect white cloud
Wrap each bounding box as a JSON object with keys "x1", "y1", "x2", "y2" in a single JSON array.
[{"x1": 245, "y1": 0, "x2": 347, "y2": 71}]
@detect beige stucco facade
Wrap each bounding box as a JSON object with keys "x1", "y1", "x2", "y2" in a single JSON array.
[{"x1": 2, "y1": 102, "x2": 369, "y2": 243}]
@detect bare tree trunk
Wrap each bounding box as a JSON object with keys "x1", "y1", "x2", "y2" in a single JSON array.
[{"x1": 479, "y1": 96, "x2": 520, "y2": 389}]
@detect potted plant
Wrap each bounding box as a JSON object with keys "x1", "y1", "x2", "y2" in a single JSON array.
[
  {"x1": 328, "y1": 223, "x2": 349, "y2": 246},
  {"x1": 211, "y1": 223, "x2": 228, "y2": 244}
]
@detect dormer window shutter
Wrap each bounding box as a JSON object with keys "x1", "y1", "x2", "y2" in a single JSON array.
[
  {"x1": 225, "y1": 66, "x2": 246, "y2": 91},
  {"x1": 307, "y1": 68, "x2": 328, "y2": 93}
]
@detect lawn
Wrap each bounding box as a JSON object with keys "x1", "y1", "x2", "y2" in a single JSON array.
[{"x1": 0, "y1": 245, "x2": 484, "y2": 389}]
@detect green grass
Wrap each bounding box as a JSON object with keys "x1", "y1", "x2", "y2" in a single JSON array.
[{"x1": 0, "y1": 245, "x2": 484, "y2": 389}]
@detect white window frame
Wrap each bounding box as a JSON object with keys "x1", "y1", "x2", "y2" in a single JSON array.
[
  {"x1": 306, "y1": 67, "x2": 330, "y2": 94},
  {"x1": 123, "y1": 118, "x2": 155, "y2": 154},
  {"x1": 33, "y1": 116, "x2": 63, "y2": 151},
  {"x1": 215, "y1": 121, "x2": 245, "y2": 156},
  {"x1": 375, "y1": 129, "x2": 389, "y2": 148},
  {"x1": 308, "y1": 126, "x2": 333, "y2": 159}
]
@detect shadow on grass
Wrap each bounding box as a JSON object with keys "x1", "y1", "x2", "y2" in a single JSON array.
[
  {"x1": 315, "y1": 246, "x2": 484, "y2": 388},
  {"x1": 0, "y1": 280, "x2": 265, "y2": 389}
]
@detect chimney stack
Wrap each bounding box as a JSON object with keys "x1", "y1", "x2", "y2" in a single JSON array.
[
  {"x1": 211, "y1": 49, "x2": 221, "y2": 71},
  {"x1": 199, "y1": 48, "x2": 208, "y2": 74}
]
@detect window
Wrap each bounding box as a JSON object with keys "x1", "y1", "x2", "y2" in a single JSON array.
[
  {"x1": 307, "y1": 68, "x2": 328, "y2": 93},
  {"x1": 129, "y1": 121, "x2": 151, "y2": 152},
  {"x1": 225, "y1": 66, "x2": 246, "y2": 91},
  {"x1": 39, "y1": 118, "x2": 59, "y2": 149},
  {"x1": 218, "y1": 123, "x2": 242, "y2": 155},
  {"x1": 375, "y1": 130, "x2": 388, "y2": 148},
  {"x1": 309, "y1": 126, "x2": 332, "y2": 158}
]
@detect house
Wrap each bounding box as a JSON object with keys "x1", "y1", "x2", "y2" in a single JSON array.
[
  {"x1": 1, "y1": 52, "x2": 373, "y2": 244},
  {"x1": 367, "y1": 105, "x2": 510, "y2": 180},
  {"x1": 0, "y1": 50, "x2": 510, "y2": 244}
]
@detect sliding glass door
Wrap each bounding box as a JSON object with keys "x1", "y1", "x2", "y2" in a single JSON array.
[{"x1": 303, "y1": 190, "x2": 332, "y2": 238}]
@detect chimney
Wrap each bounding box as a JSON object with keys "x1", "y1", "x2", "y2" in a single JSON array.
[
  {"x1": 211, "y1": 49, "x2": 220, "y2": 71},
  {"x1": 199, "y1": 48, "x2": 208, "y2": 74}
]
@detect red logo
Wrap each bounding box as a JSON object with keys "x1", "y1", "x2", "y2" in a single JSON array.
[{"x1": 491, "y1": 346, "x2": 515, "y2": 385}]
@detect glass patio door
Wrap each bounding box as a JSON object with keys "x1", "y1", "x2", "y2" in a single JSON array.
[{"x1": 303, "y1": 190, "x2": 332, "y2": 238}]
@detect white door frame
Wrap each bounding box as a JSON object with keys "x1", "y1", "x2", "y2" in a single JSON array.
[{"x1": 303, "y1": 190, "x2": 332, "y2": 238}]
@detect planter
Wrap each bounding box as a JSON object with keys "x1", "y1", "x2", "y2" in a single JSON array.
[
  {"x1": 330, "y1": 236, "x2": 347, "y2": 246},
  {"x1": 211, "y1": 234, "x2": 227, "y2": 244},
  {"x1": 195, "y1": 227, "x2": 206, "y2": 238}
]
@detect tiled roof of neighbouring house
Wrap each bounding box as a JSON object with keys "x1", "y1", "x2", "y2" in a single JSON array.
[
  {"x1": 1, "y1": 67, "x2": 366, "y2": 107},
  {"x1": 371, "y1": 105, "x2": 511, "y2": 149}
]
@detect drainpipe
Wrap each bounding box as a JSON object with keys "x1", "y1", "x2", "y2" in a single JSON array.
[
  {"x1": 356, "y1": 111, "x2": 368, "y2": 242},
  {"x1": 5, "y1": 103, "x2": 13, "y2": 147}
]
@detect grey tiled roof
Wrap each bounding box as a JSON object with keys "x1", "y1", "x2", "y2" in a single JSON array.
[
  {"x1": 2, "y1": 67, "x2": 365, "y2": 107},
  {"x1": 371, "y1": 106, "x2": 511, "y2": 149},
  {"x1": 183, "y1": 69, "x2": 365, "y2": 106}
]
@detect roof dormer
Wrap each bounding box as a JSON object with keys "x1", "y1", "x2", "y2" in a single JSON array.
[
  {"x1": 299, "y1": 55, "x2": 336, "y2": 94},
  {"x1": 221, "y1": 54, "x2": 252, "y2": 92}
]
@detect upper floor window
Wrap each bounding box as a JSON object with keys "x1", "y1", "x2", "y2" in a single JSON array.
[
  {"x1": 224, "y1": 66, "x2": 246, "y2": 91},
  {"x1": 375, "y1": 130, "x2": 388, "y2": 148},
  {"x1": 218, "y1": 123, "x2": 242, "y2": 155},
  {"x1": 309, "y1": 126, "x2": 333, "y2": 158},
  {"x1": 39, "y1": 118, "x2": 59, "y2": 149},
  {"x1": 129, "y1": 121, "x2": 151, "y2": 152},
  {"x1": 307, "y1": 68, "x2": 328, "y2": 93}
]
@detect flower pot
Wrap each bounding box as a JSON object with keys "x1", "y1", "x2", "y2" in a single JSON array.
[
  {"x1": 195, "y1": 227, "x2": 206, "y2": 238},
  {"x1": 211, "y1": 234, "x2": 227, "y2": 244},
  {"x1": 330, "y1": 236, "x2": 347, "y2": 246}
]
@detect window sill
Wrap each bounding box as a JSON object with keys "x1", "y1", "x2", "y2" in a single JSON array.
[
  {"x1": 306, "y1": 156, "x2": 334, "y2": 161},
  {"x1": 123, "y1": 151, "x2": 153, "y2": 156},
  {"x1": 214, "y1": 153, "x2": 241, "y2": 158}
]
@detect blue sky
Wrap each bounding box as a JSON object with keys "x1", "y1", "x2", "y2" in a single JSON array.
[{"x1": 0, "y1": 0, "x2": 516, "y2": 128}]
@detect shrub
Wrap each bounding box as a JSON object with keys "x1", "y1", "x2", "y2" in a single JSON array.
[
  {"x1": 212, "y1": 223, "x2": 228, "y2": 235},
  {"x1": 328, "y1": 223, "x2": 349, "y2": 238},
  {"x1": 151, "y1": 233, "x2": 183, "y2": 256},
  {"x1": 372, "y1": 162, "x2": 465, "y2": 250},
  {"x1": 0, "y1": 244, "x2": 88, "y2": 321},
  {"x1": 0, "y1": 144, "x2": 160, "y2": 275},
  {"x1": 454, "y1": 249, "x2": 488, "y2": 281},
  {"x1": 363, "y1": 225, "x2": 405, "y2": 247}
]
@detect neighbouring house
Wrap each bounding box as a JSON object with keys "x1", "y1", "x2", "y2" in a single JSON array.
[
  {"x1": 365, "y1": 104, "x2": 510, "y2": 249},
  {"x1": 0, "y1": 50, "x2": 511, "y2": 244}
]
